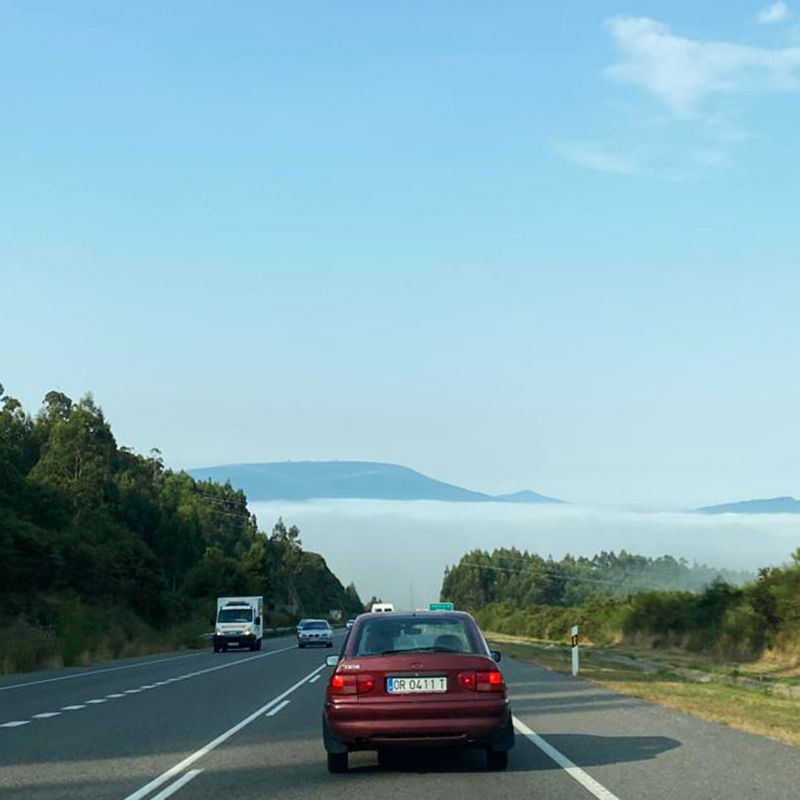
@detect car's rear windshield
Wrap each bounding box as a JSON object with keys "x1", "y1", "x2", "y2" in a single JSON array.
[
  {"x1": 301, "y1": 621, "x2": 329, "y2": 629},
  {"x1": 218, "y1": 608, "x2": 252, "y2": 622},
  {"x1": 352, "y1": 615, "x2": 484, "y2": 656}
]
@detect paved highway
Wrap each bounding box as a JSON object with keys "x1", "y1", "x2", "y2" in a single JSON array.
[{"x1": 2, "y1": 633, "x2": 800, "y2": 800}]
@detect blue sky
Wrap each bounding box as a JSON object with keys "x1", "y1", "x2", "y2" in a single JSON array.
[{"x1": 2, "y1": 1, "x2": 799, "y2": 507}]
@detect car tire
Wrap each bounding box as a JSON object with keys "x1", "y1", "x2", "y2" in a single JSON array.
[
  {"x1": 327, "y1": 642, "x2": 333, "y2": 648},
  {"x1": 256, "y1": 639, "x2": 262, "y2": 651},
  {"x1": 299, "y1": 643, "x2": 305, "y2": 649},
  {"x1": 327, "y1": 752, "x2": 348, "y2": 774},
  {"x1": 213, "y1": 643, "x2": 219, "y2": 653},
  {"x1": 486, "y1": 749, "x2": 508, "y2": 771}
]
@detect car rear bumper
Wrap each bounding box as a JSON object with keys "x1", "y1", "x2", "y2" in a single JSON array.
[
  {"x1": 298, "y1": 637, "x2": 332, "y2": 646},
  {"x1": 324, "y1": 698, "x2": 511, "y2": 751},
  {"x1": 213, "y1": 634, "x2": 256, "y2": 647}
]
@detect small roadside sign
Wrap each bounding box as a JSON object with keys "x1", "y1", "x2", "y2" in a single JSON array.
[
  {"x1": 571, "y1": 625, "x2": 579, "y2": 676},
  {"x1": 429, "y1": 602, "x2": 454, "y2": 611}
]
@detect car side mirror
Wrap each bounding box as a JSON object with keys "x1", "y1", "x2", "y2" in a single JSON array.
[
  {"x1": 255, "y1": 616, "x2": 261, "y2": 625},
  {"x1": 491, "y1": 650, "x2": 502, "y2": 663},
  {"x1": 326, "y1": 655, "x2": 340, "y2": 667}
]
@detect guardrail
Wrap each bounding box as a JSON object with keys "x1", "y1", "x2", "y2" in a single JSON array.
[
  {"x1": 202, "y1": 624, "x2": 346, "y2": 641},
  {"x1": 266, "y1": 626, "x2": 296, "y2": 637},
  {"x1": 202, "y1": 626, "x2": 297, "y2": 641}
]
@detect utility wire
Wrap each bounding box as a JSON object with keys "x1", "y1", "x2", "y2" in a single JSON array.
[
  {"x1": 456, "y1": 560, "x2": 709, "y2": 593},
  {"x1": 451, "y1": 550, "x2": 741, "y2": 586}
]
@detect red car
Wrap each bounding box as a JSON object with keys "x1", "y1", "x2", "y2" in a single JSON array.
[{"x1": 322, "y1": 610, "x2": 514, "y2": 773}]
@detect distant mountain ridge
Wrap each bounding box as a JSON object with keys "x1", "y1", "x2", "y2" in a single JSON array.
[
  {"x1": 188, "y1": 461, "x2": 565, "y2": 505},
  {"x1": 696, "y1": 497, "x2": 800, "y2": 515}
]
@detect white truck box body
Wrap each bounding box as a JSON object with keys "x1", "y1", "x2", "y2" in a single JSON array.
[{"x1": 214, "y1": 596, "x2": 264, "y2": 651}]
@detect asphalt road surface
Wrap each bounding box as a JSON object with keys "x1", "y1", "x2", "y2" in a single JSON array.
[{"x1": 3, "y1": 633, "x2": 800, "y2": 800}]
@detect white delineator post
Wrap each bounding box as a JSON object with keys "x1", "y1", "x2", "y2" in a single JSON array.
[{"x1": 571, "y1": 626, "x2": 579, "y2": 676}]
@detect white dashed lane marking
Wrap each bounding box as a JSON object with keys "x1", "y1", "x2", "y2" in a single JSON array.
[
  {"x1": 309, "y1": 674, "x2": 321, "y2": 684},
  {"x1": 1, "y1": 642, "x2": 301, "y2": 730},
  {"x1": 149, "y1": 768, "x2": 203, "y2": 800},
  {"x1": 265, "y1": 700, "x2": 290, "y2": 717},
  {"x1": 121, "y1": 664, "x2": 326, "y2": 800}
]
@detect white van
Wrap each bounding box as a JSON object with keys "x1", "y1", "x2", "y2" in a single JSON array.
[
  {"x1": 371, "y1": 602, "x2": 394, "y2": 613},
  {"x1": 214, "y1": 596, "x2": 264, "y2": 652}
]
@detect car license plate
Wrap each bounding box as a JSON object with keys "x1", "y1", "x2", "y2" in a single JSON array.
[{"x1": 387, "y1": 676, "x2": 447, "y2": 694}]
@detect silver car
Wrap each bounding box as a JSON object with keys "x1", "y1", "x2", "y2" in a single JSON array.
[{"x1": 297, "y1": 619, "x2": 333, "y2": 648}]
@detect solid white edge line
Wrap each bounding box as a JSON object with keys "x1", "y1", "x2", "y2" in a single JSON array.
[
  {"x1": 265, "y1": 700, "x2": 290, "y2": 717},
  {"x1": 513, "y1": 717, "x2": 623, "y2": 800},
  {"x1": 120, "y1": 663, "x2": 327, "y2": 800},
  {"x1": 149, "y1": 769, "x2": 203, "y2": 800},
  {"x1": 0, "y1": 651, "x2": 207, "y2": 692}
]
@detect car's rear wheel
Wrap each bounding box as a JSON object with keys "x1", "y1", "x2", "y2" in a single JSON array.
[
  {"x1": 486, "y1": 749, "x2": 508, "y2": 771},
  {"x1": 327, "y1": 752, "x2": 348, "y2": 773}
]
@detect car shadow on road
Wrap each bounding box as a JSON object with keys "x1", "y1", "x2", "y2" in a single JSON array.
[
  {"x1": 345, "y1": 730, "x2": 680, "y2": 775},
  {"x1": 518, "y1": 732, "x2": 681, "y2": 770},
  {"x1": 347, "y1": 747, "x2": 498, "y2": 774}
]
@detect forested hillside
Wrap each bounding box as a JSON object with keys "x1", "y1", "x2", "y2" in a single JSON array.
[
  {"x1": 0, "y1": 384, "x2": 363, "y2": 673},
  {"x1": 442, "y1": 547, "x2": 800, "y2": 661}
]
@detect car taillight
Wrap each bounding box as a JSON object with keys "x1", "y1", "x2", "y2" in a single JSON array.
[
  {"x1": 458, "y1": 670, "x2": 505, "y2": 692},
  {"x1": 329, "y1": 673, "x2": 375, "y2": 696},
  {"x1": 329, "y1": 674, "x2": 355, "y2": 695},
  {"x1": 458, "y1": 672, "x2": 476, "y2": 690},
  {"x1": 477, "y1": 670, "x2": 504, "y2": 692}
]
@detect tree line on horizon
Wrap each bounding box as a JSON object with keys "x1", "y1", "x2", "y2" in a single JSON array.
[
  {"x1": 0, "y1": 383, "x2": 363, "y2": 669},
  {"x1": 441, "y1": 547, "x2": 751, "y2": 609}
]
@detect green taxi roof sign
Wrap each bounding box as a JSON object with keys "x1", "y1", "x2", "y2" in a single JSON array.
[{"x1": 429, "y1": 602, "x2": 454, "y2": 611}]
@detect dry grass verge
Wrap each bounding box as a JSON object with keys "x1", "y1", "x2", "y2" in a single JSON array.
[{"x1": 490, "y1": 633, "x2": 800, "y2": 749}]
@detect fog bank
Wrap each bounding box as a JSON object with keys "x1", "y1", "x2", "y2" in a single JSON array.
[{"x1": 248, "y1": 501, "x2": 800, "y2": 609}]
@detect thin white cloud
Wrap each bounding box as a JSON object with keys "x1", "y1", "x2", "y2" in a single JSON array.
[
  {"x1": 758, "y1": 2, "x2": 791, "y2": 24},
  {"x1": 606, "y1": 16, "x2": 800, "y2": 116},
  {"x1": 692, "y1": 148, "x2": 728, "y2": 167},
  {"x1": 553, "y1": 141, "x2": 643, "y2": 175}
]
